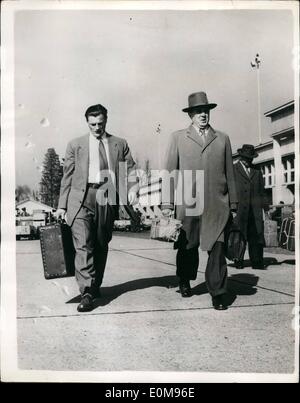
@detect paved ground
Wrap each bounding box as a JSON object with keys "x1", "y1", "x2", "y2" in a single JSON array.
[{"x1": 16, "y1": 231, "x2": 297, "y2": 377}]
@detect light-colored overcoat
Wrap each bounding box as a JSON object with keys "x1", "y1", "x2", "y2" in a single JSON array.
[
  {"x1": 58, "y1": 133, "x2": 136, "y2": 227},
  {"x1": 162, "y1": 125, "x2": 238, "y2": 251}
]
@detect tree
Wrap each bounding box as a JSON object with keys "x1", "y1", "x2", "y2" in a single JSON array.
[
  {"x1": 15, "y1": 185, "x2": 32, "y2": 202},
  {"x1": 39, "y1": 148, "x2": 63, "y2": 208}
]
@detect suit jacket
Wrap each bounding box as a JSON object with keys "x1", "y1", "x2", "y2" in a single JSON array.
[
  {"x1": 58, "y1": 133, "x2": 136, "y2": 226},
  {"x1": 234, "y1": 160, "x2": 267, "y2": 243},
  {"x1": 162, "y1": 124, "x2": 238, "y2": 251}
]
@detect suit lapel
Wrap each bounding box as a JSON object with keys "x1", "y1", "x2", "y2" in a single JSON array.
[
  {"x1": 106, "y1": 133, "x2": 119, "y2": 173},
  {"x1": 78, "y1": 134, "x2": 89, "y2": 184},
  {"x1": 237, "y1": 160, "x2": 250, "y2": 180},
  {"x1": 186, "y1": 125, "x2": 204, "y2": 148},
  {"x1": 201, "y1": 126, "x2": 217, "y2": 153}
]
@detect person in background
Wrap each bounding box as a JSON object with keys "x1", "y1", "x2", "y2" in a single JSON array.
[
  {"x1": 21, "y1": 207, "x2": 29, "y2": 216},
  {"x1": 234, "y1": 144, "x2": 269, "y2": 270}
]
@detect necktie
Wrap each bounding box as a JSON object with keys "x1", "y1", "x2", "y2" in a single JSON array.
[
  {"x1": 199, "y1": 129, "x2": 206, "y2": 144},
  {"x1": 98, "y1": 137, "x2": 109, "y2": 182}
]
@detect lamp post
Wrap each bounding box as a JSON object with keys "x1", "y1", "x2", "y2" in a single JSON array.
[
  {"x1": 156, "y1": 123, "x2": 161, "y2": 168},
  {"x1": 251, "y1": 53, "x2": 262, "y2": 144}
]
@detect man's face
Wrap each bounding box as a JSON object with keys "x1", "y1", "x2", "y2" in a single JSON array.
[
  {"x1": 241, "y1": 157, "x2": 253, "y2": 167},
  {"x1": 87, "y1": 114, "x2": 107, "y2": 137},
  {"x1": 189, "y1": 107, "x2": 210, "y2": 130}
]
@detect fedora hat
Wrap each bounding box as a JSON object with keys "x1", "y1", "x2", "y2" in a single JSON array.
[
  {"x1": 182, "y1": 91, "x2": 217, "y2": 113},
  {"x1": 237, "y1": 144, "x2": 258, "y2": 159}
]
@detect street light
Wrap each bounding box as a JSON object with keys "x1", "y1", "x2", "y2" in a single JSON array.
[
  {"x1": 251, "y1": 53, "x2": 262, "y2": 144},
  {"x1": 156, "y1": 123, "x2": 161, "y2": 168}
]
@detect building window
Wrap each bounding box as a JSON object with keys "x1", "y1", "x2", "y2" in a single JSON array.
[
  {"x1": 259, "y1": 162, "x2": 275, "y2": 188},
  {"x1": 282, "y1": 156, "x2": 295, "y2": 185}
]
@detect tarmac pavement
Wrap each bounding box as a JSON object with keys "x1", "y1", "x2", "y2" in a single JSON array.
[{"x1": 16, "y1": 231, "x2": 297, "y2": 377}]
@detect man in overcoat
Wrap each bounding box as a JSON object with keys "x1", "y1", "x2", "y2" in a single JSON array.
[
  {"x1": 56, "y1": 104, "x2": 137, "y2": 312},
  {"x1": 234, "y1": 144, "x2": 267, "y2": 270},
  {"x1": 162, "y1": 92, "x2": 238, "y2": 310}
]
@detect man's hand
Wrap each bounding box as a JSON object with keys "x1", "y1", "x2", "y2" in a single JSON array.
[
  {"x1": 161, "y1": 208, "x2": 173, "y2": 218},
  {"x1": 55, "y1": 208, "x2": 67, "y2": 221},
  {"x1": 128, "y1": 190, "x2": 138, "y2": 206}
]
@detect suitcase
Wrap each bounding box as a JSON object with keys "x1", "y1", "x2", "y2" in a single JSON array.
[
  {"x1": 264, "y1": 219, "x2": 278, "y2": 247},
  {"x1": 39, "y1": 223, "x2": 75, "y2": 279},
  {"x1": 264, "y1": 232, "x2": 278, "y2": 247},
  {"x1": 150, "y1": 217, "x2": 182, "y2": 242}
]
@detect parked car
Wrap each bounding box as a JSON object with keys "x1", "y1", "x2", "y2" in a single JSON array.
[
  {"x1": 113, "y1": 219, "x2": 132, "y2": 231},
  {"x1": 16, "y1": 217, "x2": 38, "y2": 240}
]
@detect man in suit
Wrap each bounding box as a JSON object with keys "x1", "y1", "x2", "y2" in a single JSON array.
[
  {"x1": 161, "y1": 92, "x2": 238, "y2": 310},
  {"x1": 234, "y1": 144, "x2": 267, "y2": 270},
  {"x1": 56, "y1": 104, "x2": 137, "y2": 312}
]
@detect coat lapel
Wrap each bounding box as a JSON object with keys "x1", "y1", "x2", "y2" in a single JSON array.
[
  {"x1": 249, "y1": 166, "x2": 257, "y2": 180},
  {"x1": 186, "y1": 125, "x2": 204, "y2": 148},
  {"x1": 201, "y1": 126, "x2": 217, "y2": 153},
  {"x1": 237, "y1": 160, "x2": 250, "y2": 180}
]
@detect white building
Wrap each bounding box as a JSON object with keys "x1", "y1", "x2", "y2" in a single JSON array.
[{"x1": 233, "y1": 100, "x2": 295, "y2": 206}]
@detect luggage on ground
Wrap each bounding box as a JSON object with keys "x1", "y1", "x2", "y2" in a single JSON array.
[{"x1": 39, "y1": 222, "x2": 75, "y2": 279}]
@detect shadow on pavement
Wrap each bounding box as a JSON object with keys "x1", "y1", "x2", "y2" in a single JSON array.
[
  {"x1": 228, "y1": 256, "x2": 295, "y2": 269},
  {"x1": 67, "y1": 272, "x2": 260, "y2": 308},
  {"x1": 66, "y1": 275, "x2": 178, "y2": 307},
  {"x1": 192, "y1": 273, "x2": 259, "y2": 307},
  {"x1": 228, "y1": 273, "x2": 259, "y2": 295},
  {"x1": 281, "y1": 259, "x2": 295, "y2": 265}
]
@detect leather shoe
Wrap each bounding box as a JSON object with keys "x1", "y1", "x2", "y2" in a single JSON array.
[
  {"x1": 91, "y1": 288, "x2": 102, "y2": 299},
  {"x1": 212, "y1": 295, "x2": 228, "y2": 310},
  {"x1": 77, "y1": 294, "x2": 94, "y2": 312},
  {"x1": 179, "y1": 280, "x2": 192, "y2": 298}
]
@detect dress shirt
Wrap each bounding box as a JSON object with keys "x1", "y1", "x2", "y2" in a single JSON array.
[
  {"x1": 240, "y1": 160, "x2": 251, "y2": 176},
  {"x1": 193, "y1": 124, "x2": 209, "y2": 142},
  {"x1": 88, "y1": 132, "x2": 111, "y2": 183}
]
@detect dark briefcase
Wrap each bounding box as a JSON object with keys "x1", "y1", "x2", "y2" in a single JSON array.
[
  {"x1": 39, "y1": 223, "x2": 75, "y2": 279},
  {"x1": 224, "y1": 215, "x2": 246, "y2": 262}
]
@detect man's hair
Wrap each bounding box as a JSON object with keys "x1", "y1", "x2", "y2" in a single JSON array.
[{"x1": 85, "y1": 104, "x2": 108, "y2": 121}]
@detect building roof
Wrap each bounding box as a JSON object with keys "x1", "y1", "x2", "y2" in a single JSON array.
[
  {"x1": 264, "y1": 100, "x2": 294, "y2": 118},
  {"x1": 16, "y1": 199, "x2": 53, "y2": 210}
]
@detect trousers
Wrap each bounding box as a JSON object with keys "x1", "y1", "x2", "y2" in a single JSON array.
[
  {"x1": 71, "y1": 187, "x2": 116, "y2": 295},
  {"x1": 176, "y1": 241, "x2": 227, "y2": 297},
  {"x1": 244, "y1": 207, "x2": 264, "y2": 268}
]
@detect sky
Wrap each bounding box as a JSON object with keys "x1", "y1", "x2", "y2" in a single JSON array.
[{"x1": 14, "y1": 7, "x2": 295, "y2": 190}]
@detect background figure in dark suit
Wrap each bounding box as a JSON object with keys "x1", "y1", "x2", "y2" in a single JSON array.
[
  {"x1": 162, "y1": 92, "x2": 238, "y2": 310},
  {"x1": 56, "y1": 104, "x2": 137, "y2": 312},
  {"x1": 234, "y1": 144, "x2": 268, "y2": 270}
]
